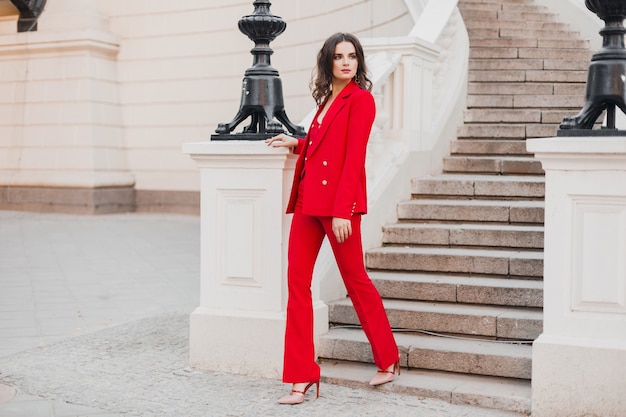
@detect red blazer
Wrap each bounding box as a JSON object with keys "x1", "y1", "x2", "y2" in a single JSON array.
[{"x1": 286, "y1": 81, "x2": 375, "y2": 219}]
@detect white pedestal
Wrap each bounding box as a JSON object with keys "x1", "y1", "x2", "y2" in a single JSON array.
[
  {"x1": 183, "y1": 140, "x2": 328, "y2": 379},
  {"x1": 527, "y1": 136, "x2": 626, "y2": 417}
]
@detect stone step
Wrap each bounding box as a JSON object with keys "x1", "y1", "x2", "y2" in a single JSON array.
[
  {"x1": 500, "y1": 28, "x2": 580, "y2": 40},
  {"x1": 365, "y1": 246, "x2": 543, "y2": 278},
  {"x1": 492, "y1": 0, "x2": 541, "y2": 3},
  {"x1": 319, "y1": 327, "x2": 533, "y2": 379},
  {"x1": 466, "y1": 94, "x2": 516, "y2": 108},
  {"x1": 464, "y1": 108, "x2": 541, "y2": 123},
  {"x1": 320, "y1": 360, "x2": 531, "y2": 415},
  {"x1": 470, "y1": 38, "x2": 538, "y2": 48},
  {"x1": 498, "y1": 11, "x2": 557, "y2": 23},
  {"x1": 469, "y1": 70, "x2": 526, "y2": 83},
  {"x1": 465, "y1": 19, "x2": 567, "y2": 31},
  {"x1": 329, "y1": 298, "x2": 543, "y2": 339},
  {"x1": 525, "y1": 70, "x2": 588, "y2": 83},
  {"x1": 382, "y1": 223, "x2": 544, "y2": 249},
  {"x1": 461, "y1": 9, "x2": 499, "y2": 21},
  {"x1": 369, "y1": 271, "x2": 543, "y2": 308},
  {"x1": 470, "y1": 47, "x2": 591, "y2": 61},
  {"x1": 554, "y1": 83, "x2": 587, "y2": 95},
  {"x1": 459, "y1": 1, "x2": 545, "y2": 13},
  {"x1": 397, "y1": 199, "x2": 544, "y2": 224},
  {"x1": 526, "y1": 123, "x2": 561, "y2": 138},
  {"x1": 469, "y1": 37, "x2": 589, "y2": 49},
  {"x1": 458, "y1": 123, "x2": 525, "y2": 139},
  {"x1": 457, "y1": 122, "x2": 562, "y2": 139},
  {"x1": 538, "y1": 38, "x2": 590, "y2": 49},
  {"x1": 470, "y1": 47, "x2": 519, "y2": 59},
  {"x1": 469, "y1": 58, "x2": 542, "y2": 71},
  {"x1": 468, "y1": 82, "x2": 554, "y2": 95},
  {"x1": 461, "y1": 9, "x2": 556, "y2": 24},
  {"x1": 450, "y1": 139, "x2": 531, "y2": 156},
  {"x1": 545, "y1": 58, "x2": 591, "y2": 71},
  {"x1": 513, "y1": 94, "x2": 583, "y2": 108},
  {"x1": 466, "y1": 95, "x2": 583, "y2": 111},
  {"x1": 457, "y1": 1, "x2": 502, "y2": 11},
  {"x1": 519, "y1": 48, "x2": 592, "y2": 60},
  {"x1": 468, "y1": 28, "x2": 500, "y2": 39},
  {"x1": 443, "y1": 155, "x2": 544, "y2": 175},
  {"x1": 411, "y1": 174, "x2": 545, "y2": 199},
  {"x1": 460, "y1": 0, "x2": 537, "y2": 4},
  {"x1": 524, "y1": 20, "x2": 569, "y2": 30},
  {"x1": 469, "y1": 57, "x2": 589, "y2": 71}
]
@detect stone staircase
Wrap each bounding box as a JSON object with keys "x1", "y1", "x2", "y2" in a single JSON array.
[{"x1": 318, "y1": 0, "x2": 593, "y2": 414}]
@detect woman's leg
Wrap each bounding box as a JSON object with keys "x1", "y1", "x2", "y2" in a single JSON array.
[
  {"x1": 322, "y1": 215, "x2": 398, "y2": 370},
  {"x1": 282, "y1": 211, "x2": 326, "y2": 383}
]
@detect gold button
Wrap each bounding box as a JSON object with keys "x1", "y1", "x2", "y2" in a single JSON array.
[
  {"x1": 322, "y1": 161, "x2": 328, "y2": 166},
  {"x1": 322, "y1": 180, "x2": 327, "y2": 186},
  {"x1": 309, "y1": 141, "x2": 313, "y2": 145}
]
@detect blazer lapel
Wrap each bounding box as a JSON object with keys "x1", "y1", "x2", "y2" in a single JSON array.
[{"x1": 307, "y1": 81, "x2": 359, "y2": 156}]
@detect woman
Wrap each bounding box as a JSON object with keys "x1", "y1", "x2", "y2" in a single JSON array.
[{"x1": 266, "y1": 32, "x2": 399, "y2": 405}]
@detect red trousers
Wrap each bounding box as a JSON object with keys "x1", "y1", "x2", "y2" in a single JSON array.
[{"x1": 282, "y1": 198, "x2": 399, "y2": 383}]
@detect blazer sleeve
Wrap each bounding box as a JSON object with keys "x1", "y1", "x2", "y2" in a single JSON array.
[{"x1": 331, "y1": 90, "x2": 375, "y2": 219}]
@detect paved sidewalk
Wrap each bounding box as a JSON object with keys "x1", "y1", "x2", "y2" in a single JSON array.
[{"x1": 0, "y1": 211, "x2": 525, "y2": 417}]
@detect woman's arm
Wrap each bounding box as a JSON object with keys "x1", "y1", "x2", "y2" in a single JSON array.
[{"x1": 265, "y1": 133, "x2": 304, "y2": 153}]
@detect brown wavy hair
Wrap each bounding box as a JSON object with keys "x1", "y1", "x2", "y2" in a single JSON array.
[{"x1": 310, "y1": 33, "x2": 372, "y2": 105}]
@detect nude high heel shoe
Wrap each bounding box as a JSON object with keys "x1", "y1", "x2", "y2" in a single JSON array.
[
  {"x1": 277, "y1": 381, "x2": 320, "y2": 405},
  {"x1": 369, "y1": 358, "x2": 401, "y2": 386}
]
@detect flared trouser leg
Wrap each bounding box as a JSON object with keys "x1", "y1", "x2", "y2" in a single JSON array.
[
  {"x1": 282, "y1": 211, "x2": 398, "y2": 383},
  {"x1": 282, "y1": 211, "x2": 325, "y2": 383},
  {"x1": 325, "y1": 215, "x2": 398, "y2": 370}
]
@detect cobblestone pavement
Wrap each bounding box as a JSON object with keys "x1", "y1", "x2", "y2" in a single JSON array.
[
  {"x1": 0, "y1": 211, "x2": 524, "y2": 417},
  {"x1": 0, "y1": 314, "x2": 522, "y2": 417}
]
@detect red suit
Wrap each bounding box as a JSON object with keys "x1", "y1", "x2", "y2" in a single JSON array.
[{"x1": 282, "y1": 80, "x2": 399, "y2": 383}]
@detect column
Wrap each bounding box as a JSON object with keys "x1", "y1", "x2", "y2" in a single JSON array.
[
  {"x1": 183, "y1": 141, "x2": 329, "y2": 379},
  {"x1": 527, "y1": 136, "x2": 626, "y2": 417}
]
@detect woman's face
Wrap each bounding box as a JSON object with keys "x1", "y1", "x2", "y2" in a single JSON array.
[{"x1": 332, "y1": 41, "x2": 358, "y2": 83}]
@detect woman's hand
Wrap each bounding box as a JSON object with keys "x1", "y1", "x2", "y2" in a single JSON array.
[
  {"x1": 332, "y1": 217, "x2": 352, "y2": 243},
  {"x1": 265, "y1": 133, "x2": 298, "y2": 148}
]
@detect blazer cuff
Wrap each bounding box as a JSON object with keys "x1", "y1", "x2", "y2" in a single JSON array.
[{"x1": 293, "y1": 138, "x2": 305, "y2": 154}]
